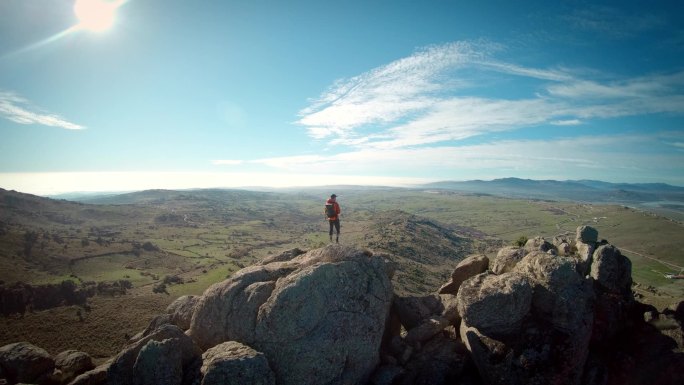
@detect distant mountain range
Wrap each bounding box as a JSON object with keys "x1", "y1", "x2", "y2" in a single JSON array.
[
  {"x1": 39, "y1": 178, "x2": 684, "y2": 218},
  {"x1": 419, "y1": 178, "x2": 684, "y2": 207}
]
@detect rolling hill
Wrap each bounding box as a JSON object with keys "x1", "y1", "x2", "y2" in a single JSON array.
[{"x1": 422, "y1": 178, "x2": 684, "y2": 221}]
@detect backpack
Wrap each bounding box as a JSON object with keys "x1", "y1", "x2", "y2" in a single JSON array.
[{"x1": 325, "y1": 203, "x2": 336, "y2": 218}]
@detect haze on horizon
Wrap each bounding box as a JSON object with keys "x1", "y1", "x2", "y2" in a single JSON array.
[{"x1": 1, "y1": 0, "x2": 683, "y2": 196}]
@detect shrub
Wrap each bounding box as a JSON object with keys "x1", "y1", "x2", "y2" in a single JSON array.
[
  {"x1": 162, "y1": 275, "x2": 184, "y2": 285},
  {"x1": 514, "y1": 236, "x2": 528, "y2": 247},
  {"x1": 152, "y1": 283, "x2": 168, "y2": 295}
]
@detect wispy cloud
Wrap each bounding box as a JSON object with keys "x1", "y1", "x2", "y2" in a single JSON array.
[
  {"x1": 297, "y1": 41, "x2": 684, "y2": 151},
  {"x1": 297, "y1": 41, "x2": 490, "y2": 141},
  {"x1": 563, "y1": 6, "x2": 665, "y2": 39},
  {"x1": 551, "y1": 119, "x2": 582, "y2": 126},
  {"x1": 212, "y1": 159, "x2": 244, "y2": 166},
  {"x1": 244, "y1": 133, "x2": 684, "y2": 184},
  {"x1": 0, "y1": 91, "x2": 84, "y2": 130}
]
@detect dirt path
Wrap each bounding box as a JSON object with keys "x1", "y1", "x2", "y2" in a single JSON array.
[{"x1": 620, "y1": 247, "x2": 684, "y2": 272}]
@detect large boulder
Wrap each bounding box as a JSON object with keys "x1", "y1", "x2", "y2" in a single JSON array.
[
  {"x1": 438, "y1": 254, "x2": 489, "y2": 295},
  {"x1": 189, "y1": 263, "x2": 298, "y2": 348},
  {"x1": 200, "y1": 341, "x2": 275, "y2": 385},
  {"x1": 0, "y1": 341, "x2": 54, "y2": 384},
  {"x1": 590, "y1": 244, "x2": 632, "y2": 294},
  {"x1": 490, "y1": 246, "x2": 525, "y2": 275},
  {"x1": 456, "y1": 272, "x2": 532, "y2": 337},
  {"x1": 514, "y1": 251, "x2": 594, "y2": 333},
  {"x1": 188, "y1": 245, "x2": 394, "y2": 385},
  {"x1": 589, "y1": 244, "x2": 635, "y2": 343}
]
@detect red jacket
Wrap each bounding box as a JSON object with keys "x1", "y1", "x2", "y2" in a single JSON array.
[{"x1": 325, "y1": 198, "x2": 341, "y2": 221}]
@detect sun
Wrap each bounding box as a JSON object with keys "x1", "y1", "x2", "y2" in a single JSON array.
[{"x1": 73, "y1": 0, "x2": 119, "y2": 32}]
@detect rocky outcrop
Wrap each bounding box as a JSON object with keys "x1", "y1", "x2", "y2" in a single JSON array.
[
  {"x1": 453, "y1": 225, "x2": 682, "y2": 385},
  {"x1": 459, "y1": 261, "x2": 593, "y2": 385},
  {"x1": 3, "y1": 229, "x2": 682, "y2": 385}
]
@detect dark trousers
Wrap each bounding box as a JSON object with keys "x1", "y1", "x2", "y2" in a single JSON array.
[{"x1": 329, "y1": 219, "x2": 340, "y2": 237}]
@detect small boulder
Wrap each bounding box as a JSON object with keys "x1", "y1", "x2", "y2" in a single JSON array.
[
  {"x1": 438, "y1": 254, "x2": 489, "y2": 295},
  {"x1": 404, "y1": 316, "x2": 450, "y2": 345},
  {"x1": 67, "y1": 362, "x2": 110, "y2": 385},
  {"x1": 576, "y1": 225, "x2": 598, "y2": 244},
  {"x1": 490, "y1": 246, "x2": 525, "y2": 275},
  {"x1": 393, "y1": 295, "x2": 443, "y2": 330},
  {"x1": 552, "y1": 234, "x2": 569, "y2": 247},
  {"x1": 258, "y1": 248, "x2": 306, "y2": 265},
  {"x1": 108, "y1": 324, "x2": 201, "y2": 385},
  {"x1": 0, "y1": 341, "x2": 54, "y2": 384},
  {"x1": 524, "y1": 236, "x2": 554, "y2": 254},
  {"x1": 54, "y1": 350, "x2": 94, "y2": 383},
  {"x1": 557, "y1": 242, "x2": 571, "y2": 256},
  {"x1": 200, "y1": 341, "x2": 275, "y2": 385}
]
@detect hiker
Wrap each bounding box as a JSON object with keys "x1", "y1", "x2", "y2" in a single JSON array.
[{"x1": 325, "y1": 194, "x2": 341, "y2": 243}]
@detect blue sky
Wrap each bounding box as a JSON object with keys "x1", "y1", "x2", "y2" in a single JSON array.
[{"x1": 1, "y1": 0, "x2": 683, "y2": 194}]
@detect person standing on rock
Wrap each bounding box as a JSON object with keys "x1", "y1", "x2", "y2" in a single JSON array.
[{"x1": 325, "y1": 194, "x2": 341, "y2": 243}]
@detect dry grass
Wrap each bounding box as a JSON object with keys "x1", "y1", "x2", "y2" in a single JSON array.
[{"x1": 0, "y1": 292, "x2": 173, "y2": 363}]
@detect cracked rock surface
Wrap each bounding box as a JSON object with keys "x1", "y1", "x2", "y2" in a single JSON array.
[{"x1": 188, "y1": 245, "x2": 394, "y2": 385}]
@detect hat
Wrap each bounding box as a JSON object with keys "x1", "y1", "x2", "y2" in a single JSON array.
[{"x1": 330, "y1": 194, "x2": 337, "y2": 198}]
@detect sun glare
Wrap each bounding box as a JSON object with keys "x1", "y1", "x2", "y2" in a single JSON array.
[{"x1": 74, "y1": 0, "x2": 119, "y2": 32}]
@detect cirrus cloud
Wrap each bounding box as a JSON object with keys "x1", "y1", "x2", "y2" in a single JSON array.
[
  {"x1": 0, "y1": 91, "x2": 84, "y2": 130},
  {"x1": 296, "y1": 41, "x2": 684, "y2": 152}
]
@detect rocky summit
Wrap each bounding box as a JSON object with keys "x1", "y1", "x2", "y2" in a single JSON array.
[{"x1": 1, "y1": 228, "x2": 682, "y2": 385}]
